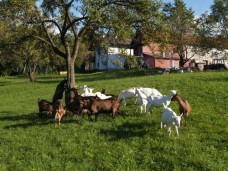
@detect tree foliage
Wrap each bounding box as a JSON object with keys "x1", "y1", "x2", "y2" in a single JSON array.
[
  {"x1": 0, "y1": 0, "x2": 50, "y2": 79},
  {"x1": 163, "y1": 0, "x2": 196, "y2": 67},
  {"x1": 210, "y1": 0, "x2": 227, "y2": 38},
  {"x1": 196, "y1": 0, "x2": 228, "y2": 50}
]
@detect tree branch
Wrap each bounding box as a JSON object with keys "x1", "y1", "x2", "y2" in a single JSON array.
[
  {"x1": 65, "y1": 16, "x2": 89, "y2": 32},
  {"x1": 41, "y1": 21, "x2": 67, "y2": 58},
  {"x1": 42, "y1": 19, "x2": 62, "y2": 34}
]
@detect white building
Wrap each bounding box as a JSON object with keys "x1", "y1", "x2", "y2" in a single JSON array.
[
  {"x1": 187, "y1": 47, "x2": 228, "y2": 68},
  {"x1": 94, "y1": 45, "x2": 134, "y2": 70}
]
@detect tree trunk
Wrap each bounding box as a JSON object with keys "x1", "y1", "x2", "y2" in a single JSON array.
[
  {"x1": 70, "y1": 58, "x2": 76, "y2": 88},
  {"x1": 28, "y1": 71, "x2": 35, "y2": 82},
  {"x1": 179, "y1": 54, "x2": 184, "y2": 68},
  {"x1": 65, "y1": 55, "x2": 76, "y2": 109}
]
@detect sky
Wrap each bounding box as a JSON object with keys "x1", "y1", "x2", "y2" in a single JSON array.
[
  {"x1": 36, "y1": 0, "x2": 214, "y2": 17},
  {"x1": 163, "y1": 0, "x2": 215, "y2": 16},
  {"x1": 36, "y1": 0, "x2": 215, "y2": 18}
]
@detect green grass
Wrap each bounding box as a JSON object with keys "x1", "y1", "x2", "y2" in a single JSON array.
[{"x1": 0, "y1": 70, "x2": 228, "y2": 171}]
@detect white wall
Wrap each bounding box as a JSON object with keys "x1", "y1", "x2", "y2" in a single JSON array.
[
  {"x1": 187, "y1": 46, "x2": 228, "y2": 65},
  {"x1": 94, "y1": 47, "x2": 134, "y2": 70}
]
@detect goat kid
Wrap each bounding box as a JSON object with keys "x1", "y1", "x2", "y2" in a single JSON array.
[
  {"x1": 54, "y1": 100, "x2": 66, "y2": 125},
  {"x1": 161, "y1": 107, "x2": 182, "y2": 137},
  {"x1": 135, "y1": 88, "x2": 148, "y2": 113}
]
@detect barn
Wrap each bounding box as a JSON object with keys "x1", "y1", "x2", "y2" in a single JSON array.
[{"x1": 132, "y1": 42, "x2": 189, "y2": 69}]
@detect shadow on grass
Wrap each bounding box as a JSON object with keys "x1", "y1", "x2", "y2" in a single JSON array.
[
  {"x1": 35, "y1": 79, "x2": 65, "y2": 84},
  {"x1": 1, "y1": 112, "x2": 81, "y2": 129},
  {"x1": 35, "y1": 69, "x2": 146, "y2": 84},
  {"x1": 76, "y1": 70, "x2": 146, "y2": 83},
  {"x1": 0, "y1": 81, "x2": 8, "y2": 86},
  {"x1": 35, "y1": 75, "x2": 66, "y2": 84},
  {"x1": 100, "y1": 120, "x2": 158, "y2": 141},
  {"x1": 1, "y1": 112, "x2": 52, "y2": 129},
  {"x1": 1, "y1": 69, "x2": 147, "y2": 86}
]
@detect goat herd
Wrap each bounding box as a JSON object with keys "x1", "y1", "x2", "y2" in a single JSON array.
[{"x1": 38, "y1": 79, "x2": 191, "y2": 137}]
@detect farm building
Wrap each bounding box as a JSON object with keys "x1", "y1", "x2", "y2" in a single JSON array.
[
  {"x1": 187, "y1": 47, "x2": 228, "y2": 70},
  {"x1": 94, "y1": 37, "x2": 227, "y2": 71},
  {"x1": 132, "y1": 42, "x2": 190, "y2": 69},
  {"x1": 134, "y1": 43, "x2": 189, "y2": 68},
  {"x1": 94, "y1": 40, "x2": 134, "y2": 70},
  {"x1": 94, "y1": 40, "x2": 188, "y2": 70}
]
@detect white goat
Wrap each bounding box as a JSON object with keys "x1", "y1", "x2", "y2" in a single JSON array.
[
  {"x1": 94, "y1": 92, "x2": 112, "y2": 100},
  {"x1": 80, "y1": 85, "x2": 112, "y2": 99},
  {"x1": 147, "y1": 90, "x2": 177, "y2": 114},
  {"x1": 118, "y1": 88, "x2": 136, "y2": 106},
  {"x1": 80, "y1": 85, "x2": 95, "y2": 97},
  {"x1": 134, "y1": 87, "x2": 163, "y2": 113},
  {"x1": 135, "y1": 88, "x2": 148, "y2": 113},
  {"x1": 161, "y1": 107, "x2": 182, "y2": 137},
  {"x1": 138, "y1": 87, "x2": 163, "y2": 97}
]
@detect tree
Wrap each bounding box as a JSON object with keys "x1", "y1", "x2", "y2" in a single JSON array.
[
  {"x1": 210, "y1": 0, "x2": 227, "y2": 39},
  {"x1": 196, "y1": 0, "x2": 228, "y2": 50},
  {"x1": 163, "y1": 0, "x2": 196, "y2": 67},
  {"x1": 0, "y1": 0, "x2": 50, "y2": 79},
  {"x1": 37, "y1": 0, "x2": 162, "y2": 108}
]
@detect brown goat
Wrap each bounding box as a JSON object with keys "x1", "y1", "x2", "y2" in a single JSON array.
[
  {"x1": 54, "y1": 100, "x2": 66, "y2": 125},
  {"x1": 81, "y1": 98, "x2": 121, "y2": 121},
  {"x1": 171, "y1": 93, "x2": 191, "y2": 124},
  {"x1": 38, "y1": 99, "x2": 65, "y2": 124},
  {"x1": 52, "y1": 79, "x2": 67, "y2": 103},
  {"x1": 38, "y1": 99, "x2": 55, "y2": 116},
  {"x1": 68, "y1": 88, "x2": 99, "y2": 115},
  {"x1": 68, "y1": 88, "x2": 80, "y2": 115}
]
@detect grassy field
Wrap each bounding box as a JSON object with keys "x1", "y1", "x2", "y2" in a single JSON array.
[{"x1": 0, "y1": 70, "x2": 227, "y2": 171}]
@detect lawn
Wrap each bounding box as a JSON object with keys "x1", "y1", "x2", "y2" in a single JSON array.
[{"x1": 0, "y1": 70, "x2": 227, "y2": 171}]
